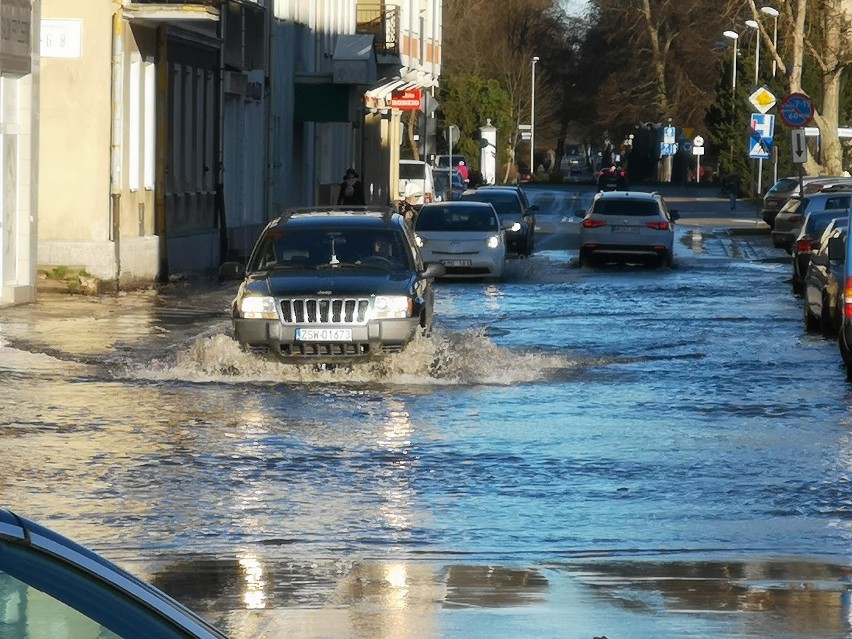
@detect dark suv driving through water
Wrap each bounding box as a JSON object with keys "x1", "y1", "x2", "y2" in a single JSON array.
[{"x1": 219, "y1": 207, "x2": 444, "y2": 362}]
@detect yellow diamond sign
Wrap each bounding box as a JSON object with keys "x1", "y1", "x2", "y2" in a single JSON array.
[{"x1": 749, "y1": 87, "x2": 777, "y2": 114}]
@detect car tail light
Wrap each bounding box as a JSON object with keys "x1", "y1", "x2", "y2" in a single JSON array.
[
  {"x1": 845, "y1": 277, "x2": 852, "y2": 319},
  {"x1": 795, "y1": 238, "x2": 812, "y2": 253},
  {"x1": 790, "y1": 215, "x2": 802, "y2": 223},
  {"x1": 583, "y1": 219, "x2": 607, "y2": 228},
  {"x1": 646, "y1": 221, "x2": 670, "y2": 230}
]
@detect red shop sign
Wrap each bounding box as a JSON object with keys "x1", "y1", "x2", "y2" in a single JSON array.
[{"x1": 389, "y1": 88, "x2": 422, "y2": 110}]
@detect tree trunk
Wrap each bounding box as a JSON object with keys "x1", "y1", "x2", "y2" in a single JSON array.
[
  {"x1": 406, "y1": 111, "x2": 420, "y2": 161},
  {"x1": 641, "y1": 0, "x2": 670, "y2": 117}
]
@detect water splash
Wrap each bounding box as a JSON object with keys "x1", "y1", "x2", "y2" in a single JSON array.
[{"x1": 128, "y1": 328, "x2": 576, "y2": 386}]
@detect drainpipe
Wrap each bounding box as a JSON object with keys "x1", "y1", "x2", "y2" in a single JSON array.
[
  {"x1": 215, "y1": 1, "x2": 228, "y2": 263},
  {"x1": 110, "y1": 9, "x2": 124, "y2": 290}
]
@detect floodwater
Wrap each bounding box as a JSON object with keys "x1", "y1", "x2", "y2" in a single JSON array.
[{"x1": 3, "y1": 187, "x2": 852, "y2": 638}]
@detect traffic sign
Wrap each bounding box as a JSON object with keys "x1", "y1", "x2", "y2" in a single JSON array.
[
  {"x1": 749, "y1": 113, "x2": 775, "y2": 159},
  {"x1": 791, "y1": 128, "x2": 808, "y2": 163},
  {"x1": 663, "y1": 126, "x2": 676, "y2": 144},
  {"x1": 692, "y1": 146, "x2": 705, "y2": 156},
  {"x1": 748, "y1": 87, "x2": 777, "y2": 114},
  {"x1": 693, "y1": 135, "x2": 704, "y2": 147},
  {"x1": 660, "y1": 142, "x2": 678, "y2": 156},
  {"x1": 779, "y1": 92, "x2": 815, "y2": 128}
]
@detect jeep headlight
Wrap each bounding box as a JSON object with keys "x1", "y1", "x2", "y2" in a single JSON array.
[
  {"x1": 486, "y1": 235, "x2": 500, "y2": 249},
  {"x1": 414, "y1": 235, "x2": 424, "y2": 247},
  {"x1": 370, "y1": 295, "x2": 412, "y2": 319},
  {"x1": 239, "y1": 296, "x2": 279, "y2": 319}
]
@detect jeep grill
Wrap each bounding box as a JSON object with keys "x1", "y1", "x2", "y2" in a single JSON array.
[{"x1": 280, "y1": 298, "x2": 370, "y2": 324}]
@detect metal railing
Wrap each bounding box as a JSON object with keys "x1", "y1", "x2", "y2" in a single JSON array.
[{"x1": 356, "y1": 4, "x2": 400, "y2": 57}]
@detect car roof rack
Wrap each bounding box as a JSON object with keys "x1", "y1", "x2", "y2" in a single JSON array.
[{"x1": 277, "y1": 206, "x2": 397, "y2": 224}]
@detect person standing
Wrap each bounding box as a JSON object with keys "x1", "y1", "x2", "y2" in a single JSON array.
[
  {"x1": 456, "y1": 160, "x2": 469, "y2": 186},
  {"x1": 724, "y1": 172, "x2": 741, "y2": 211},
  {"x1": 338, "y1": 168, "x2": 365, "y2": 205}
]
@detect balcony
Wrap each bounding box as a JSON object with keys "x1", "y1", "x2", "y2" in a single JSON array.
[{"x1": 356, "y1": 4, "x2": 400, "y2": 57}]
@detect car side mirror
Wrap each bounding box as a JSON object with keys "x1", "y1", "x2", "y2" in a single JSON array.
[
  {"x1": 218, "y1": 261, "x2": 246, "y2": 281},
  {"x1": 421, "y1": 262, "x2": 446, "y2": 280},
  {"x1": 528, "y1": 204, "x2": 540, "y2": 212},
  {"x1": 828, "y1": 236, "x2": 845, "y2": 261},
  {"x1": 669, "y1": 209, "x2": 680, "y2": 221}
]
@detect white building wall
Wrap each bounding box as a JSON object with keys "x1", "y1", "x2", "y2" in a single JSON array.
[{"x1": 0, "y1": 1, "x2": 39, "y2": 306}]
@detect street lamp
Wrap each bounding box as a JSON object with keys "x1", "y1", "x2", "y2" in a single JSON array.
[
  {"x1": 745, "y1": 19, "x2": 759, "y2": 85},
  {"x1": 530, "y1": 55, "x2": 539, "y2": 175},
  {"x1": 723, "y1": 31, "x2": 739, "y2": 91},
  {"x1": 760, "y1": 6, "x2": 779, "y2": 78}
]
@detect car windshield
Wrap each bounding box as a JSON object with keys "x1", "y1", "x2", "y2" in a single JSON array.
[
  {"x1": 768, "y1": 178, "x2": 799, "y2": 194},
  {"x1": 806, "y1": 212, "x2": 847, "y2": 236},
  {"x1": 399, "y1": 163, "x2": 426, "y2": 179},
  {"x1": 461, "y1": 191, "x2": 522, "y2": 216},
  {"x1": 415, "y1": 205, "x2": 498, "y2": 232},
  {"x1": 591, "y1": 199, "x2": 661, "y2": 216},
  {"x1": 249, "y1": 228, "x2": 410, "y2": 271}
]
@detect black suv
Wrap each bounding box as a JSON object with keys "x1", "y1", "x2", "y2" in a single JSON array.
[
  {"x1": 219, "y1": 207, "x2": 444, "y2": 362},
  {"x1": 459, "y1": 186, "x2": 537, "y2": 255}
]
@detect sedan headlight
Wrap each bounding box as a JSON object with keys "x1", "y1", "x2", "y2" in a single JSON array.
[
  {"x1": 369, "y1": 295, "x2": 413, "y2": 319},
  {"x1": 239, "y1": 296, "x2": 279, "y2": 320},
  {"x1": 509, "y1": 222, "x2": 522, "y2": 232},
  {"x1": 415, "y1": 235, "x2": 425, "y2": 247},
  {"x1": 486, "y1": 235, "x2": 501, "y2": 249}
]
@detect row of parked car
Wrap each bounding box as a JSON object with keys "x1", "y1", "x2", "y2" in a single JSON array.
[{"x1": 762, "y1": 175, "x2": 852, "y2": 376}]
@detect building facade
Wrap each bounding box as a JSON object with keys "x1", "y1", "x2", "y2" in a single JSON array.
[
  {"x1": 13, "y1": 0, "x2": 441, "y2": 302},
  {"x1": 0, "y1": 0, "x2": 39, "y2": 306}
]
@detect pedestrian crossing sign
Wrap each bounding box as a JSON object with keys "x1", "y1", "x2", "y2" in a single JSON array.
[{"x1": 748, "y1": 113, "x2": 775, "y2": 159}]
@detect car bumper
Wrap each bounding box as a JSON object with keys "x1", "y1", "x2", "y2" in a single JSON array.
[
  {"x1": 421, "y1": 248, "x2": 505, "y2": 278},
  {"x1": 233, "y1": 317, "x2": 420, "y2": 361}
]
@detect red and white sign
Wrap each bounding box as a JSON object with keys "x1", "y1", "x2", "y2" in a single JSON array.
[{"x1": 389, "y1": 88, "x2": 422, "y2": 110}]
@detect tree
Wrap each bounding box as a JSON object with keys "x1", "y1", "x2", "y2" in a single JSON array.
[{"x1": 742, "y1": 0, "x2": 852, "y2": 175}]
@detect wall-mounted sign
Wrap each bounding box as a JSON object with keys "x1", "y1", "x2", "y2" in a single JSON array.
[
  {"x1": 389, "y1": 88, "x2": 422, "y2": 110},
  {"x1": 40, "y1": 19, "x2": 82, "y2": 59}
]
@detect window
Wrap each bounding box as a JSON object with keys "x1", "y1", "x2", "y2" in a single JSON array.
[
  {"x1": 0, "y1": 541, "x2": 194, "y2": 639},
  {"x1": 592, "y1": 199, "x2": 661, "y2": 216},
  {"x1": 415, "y1": 206, "x2": 498, "y2": 232}
]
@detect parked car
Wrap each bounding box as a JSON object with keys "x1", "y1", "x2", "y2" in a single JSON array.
[
  {"x1": 414, "y1": 201, "x2": 510, "y2": 279},
  {"x1": 763, "y1": 177, "x2": 808, "y2": 228},
  {"x1": 771, "y1": 192, "x2": 852, "y2": 253},
  {"x1": 432, "y1": 167, "x2": 465, "y2": 202},
  {"x1": 0, "y1": 508, "x2": 231, "y2": 639},
  {"x1": 804, "y1": 221, "x2": 847, "y2": 336},
  {"x1": 791, "y1": 210, "x2": 848, "y2": 294},
  {"x1": 433, "y1": 154, "x2": 469, "y2": 170},
  {"x1": 459, "y1": 185, "x2": 537, "y2": 256},
  {"x1": 218, "y1": 207, "x2": 444, "y2": 362},
  {"x1": 398, "y1": 159, "x2": 436, "y2": 206},
  {"x1": 576, "y1": 190, "x2": 679, "y2": 267}
]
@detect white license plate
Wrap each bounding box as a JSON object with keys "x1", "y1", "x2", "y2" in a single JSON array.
[
  {"x1": 611, "y1": 225, "x2": 640, "y2": 234},
  {"x1": 295, "y1": 328, "x2": 353, "y2": 342},
  {"x1": 441, "y1": 259, "x2": 472, "y2": 267}
]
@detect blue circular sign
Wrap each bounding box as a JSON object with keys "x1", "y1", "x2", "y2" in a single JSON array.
[{"x1": 779, "y1": 92, "x2": 815, "y2": 128}]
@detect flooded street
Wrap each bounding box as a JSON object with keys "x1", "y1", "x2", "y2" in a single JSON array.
[{"x1": 3, "y1": 187, "x2": 852, "y2": 638}]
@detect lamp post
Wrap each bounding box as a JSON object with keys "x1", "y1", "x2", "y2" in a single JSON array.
[
  {"x1": 723, "y1": 31, "x2": 739, "y2": 91},
  {"x1": 745, "y1": 19, "x2": 759, "y2": 85},
  {"x1": 760, "y1": 6, "x2": 779, "y2": 78},
  {"x1": 530, "y1": 55, "x2": 539, "y2": 175},
  {"x1": 722, "y1": 31, "x2": 739, "y2": 166},
  {"x1": 745, "y1": 20, "x2": 762, "y2": 195}
]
